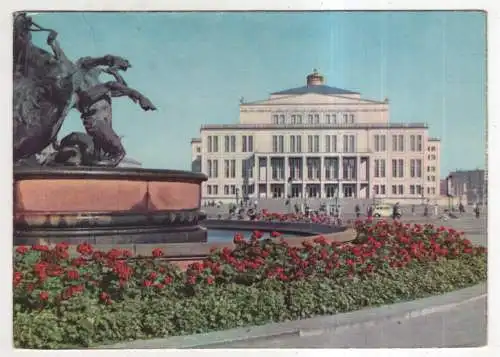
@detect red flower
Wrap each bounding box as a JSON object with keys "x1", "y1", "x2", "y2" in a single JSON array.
[
  {"x1": 66, "y1": 270, "x2": 80, "y2": 280},
  {"x1": 55, "y1": 242, "x2": 69, "y2": 251},
  {"x1": 15, "y1": 246, "x2": 29, "y2": 255},
  {"x1": 77, "y1": 242, "x2": 93, "y2": 255},
  {"x1": 187, "y1": 275, "x2": 196, "y2": 285},
  {"x1": 152, "y1": 248, "x2": 164, "y2": 257},
  {"x1": 71, "y1": 257, "x2": 87, "y2": 267},
  {"x1": 32, "y1": 245, "x2": 49, "y2": 252},
  {"x1": 99, "y1": 292, "x2": 111, "y2": 304},
  {"x1": 154, "y1": 283, "x2": 165, "y2": 290},
  {"x1": 149, "y1": 272, "x2": 158, "y2": 280},
  {"x1": 13, "y1": 271, "x2": 22, "y2": 286},
  {"x1": 253, "y1": 230, "x2": 263, "y2": 239},
  {"x1": 164, "y1": 276, "x2": 173, "y2": 285},
  {"x1": 206, "y1": 276, "x2": 214, "y2": 285},
  {"x1": 122, "y1": 249, "x2": 133, "y2": 258},
  {"x1": 39, "y1": 291, "x2": 49, "y2": 301},
  {"x1": 107, "y1": 249, "x2": 121, "y2": 260},
  {"x1": 270, "y1": 231, "x2": 281, "y2": 238},
  {"x1": 233, "y1": 233, "x2": 245, "y2": 244}
]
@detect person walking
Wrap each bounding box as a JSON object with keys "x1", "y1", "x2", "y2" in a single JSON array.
[{"x1": 355, "y1": 204, "x2": 361, "y2": 218}]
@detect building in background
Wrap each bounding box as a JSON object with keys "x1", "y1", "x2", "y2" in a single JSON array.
[
  {"x1": 444, "y1": 169, "x2": 487, "y2": 205},
  {"x1": 191, "y1": 138, "x2": 202, "y2": 172},
  {"x1": 191, "y1": 70, "x2": 441, "y2": 204}
]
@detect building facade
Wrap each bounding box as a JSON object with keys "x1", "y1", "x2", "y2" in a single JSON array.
[
  {"x1": 191, "y1": 71, "x2": 441, "y2": 204},
  {"x1": 440, "y1": 169, "x2": 487, "y2": 205}
]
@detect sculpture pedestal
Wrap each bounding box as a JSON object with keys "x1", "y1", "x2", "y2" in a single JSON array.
[{"x1": 14, "y1": 167, "x2": 207, "y2": 246}]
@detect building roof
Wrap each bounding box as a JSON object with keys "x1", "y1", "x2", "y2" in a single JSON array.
[
  {"x1": 271, "y1": 84, "x2": 359, "y2": 96},
  {"x1": 428, "y1": 137, "x2": 441, "y2": 142},
  {"x1": 201, "y1": 123, "x2": 428, "y2": 131},
  {"x1": 191, "y1": 138, "x2": 201, "y2": 143}
]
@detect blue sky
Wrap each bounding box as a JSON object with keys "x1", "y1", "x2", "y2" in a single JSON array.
[{"x1": 30, "y1": 11, "x2": 486, "y2": 175}]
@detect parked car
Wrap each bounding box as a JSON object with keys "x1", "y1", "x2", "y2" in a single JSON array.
[{"x1": 373, "y1": 204, "x2": 400, "y2": 218}]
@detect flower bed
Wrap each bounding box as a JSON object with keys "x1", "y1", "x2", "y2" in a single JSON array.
[
  {"x1": 13, "y1": 219, "x2": 487, "y2": 349},
  {"x1": 252, "y1": 210, "x2": 344, "y2": 225}
]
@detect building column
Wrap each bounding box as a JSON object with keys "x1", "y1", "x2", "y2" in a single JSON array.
[
  {"x1": 266, "y1": 155, "x2": 271, "y2": 198},
  {"x1": 302, "y1": 155, "x2": 307, "y2": 198},
  {"x1": 320, "y1": 156, "x2": 325, "y2": 198},
  {"x1": 284, "y1": 157, "x2": 290, "y2": 198}
]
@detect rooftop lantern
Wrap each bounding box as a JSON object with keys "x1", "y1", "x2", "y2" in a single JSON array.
[{"x1": 306, "y1": 69, "x2": 325, "y2": 86}]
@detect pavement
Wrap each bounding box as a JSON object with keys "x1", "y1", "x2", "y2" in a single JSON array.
[{"x1": 205, "y1": 296, "x2": 487, "y2": 348}]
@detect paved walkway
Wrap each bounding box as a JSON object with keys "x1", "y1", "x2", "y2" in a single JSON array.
[{"x1": 207, "y1": 297, "x2": 486, "y2": 348}]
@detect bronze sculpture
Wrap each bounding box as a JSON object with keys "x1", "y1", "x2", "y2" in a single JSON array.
[{"x1": 13, "y1": 12, "x2": 156, "y2": 167}]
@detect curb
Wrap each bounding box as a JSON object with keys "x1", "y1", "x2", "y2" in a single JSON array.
[{"x1": 97, "y1": 282, "x2": 487, "y2": 349}]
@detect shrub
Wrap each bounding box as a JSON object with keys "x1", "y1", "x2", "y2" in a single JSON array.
[{"x1": 13, "y1": 219, "x2": 487, "y2": 349}]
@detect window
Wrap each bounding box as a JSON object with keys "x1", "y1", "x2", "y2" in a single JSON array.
[
  {"x1": 410, "y1": 135, "x2": 416, "y2": 151},
  {"x1": 207, "y1": 160, "x2": 212, "y2": 178},
  {"x1": 271, "y1": 158, "x2": 285, "y2": 180},
  {"x1": 392, "y1": 159, "x2": 404, "y2": 178},
  {"x1": 242, "y1": 135, "x2": 253, "y2": 152},
  {"x1": 291, "y1": 115, "x2": 296, "y2": 124},
  {"x1": 272, "y1": 115, "x2": 279, "y2": 124},
  {"x1": 374, "y1": 185, "x2": 380, "y2": 194},
  {"x1": 207, "y1": 185, "x2": 212, "y2": 195},
  {"x1": 207, "y1": 136, "x2": 218, "y2": 152},
  {"x1": 307, "y1": 158, "x2": 321, "y2": 180},
  {"x1": 213, "y1": 136, "x2": 218, "y2": 152},
  {"x1": 308, "y1": 135, "x2": 313, "y2": 153},
  {"x1": 224, "y1": 160, "x2": 230, "y2": 178},
  {"x1": 308, "y1": 114, "x2": 313, "y2": 124},
  {"x1": 272, "y1": 136, "x2": 284, "y2": 153},
  {"x1": 230, "y1": 136, "x2": 236, "y2": 152},
  {"x1": 231, "y1": 160, "x2": 236, "y2": 178},
  {"x1": 398, "y1": 135, "x2": 404, "y2": 151},
  {"x1": 324, "y1": 158, "x2": 338, "y2": 180},
  {"x1": 213, "y1": 185, "x2": 218, "y2": 195},
  {"x1": 241, "y1": 160, "x2": 253, "y2": 178},
  {"x1": 314, "y1": 114, "x2": 320, "y2": 124},
  {"x1": 410, "y1": 185, "x2": 415, "y2": 195},
  {"x1": 374, "y1": 135, "x2": 386, "y2": 152},
  {"x1": 416, "y1": 185, "x2": 422, "y2": 195},
  {"x1": 392, "y1": 185, "x2": 397, "y2": 195},
  {"x1": 392, "y1": 135, "x2": 404, "y2": 152},
  {"x1": 325, "y1": 135, "x2": 337, "y2": 152},
  {"x1": 374, "y1": 159, "x2": 386, "y2": 178},
  {"x1": 410, "y1": 159, "x2": 422, "y2": 177},
  {"x1": 314, "y1": 135, "x2": 320, "y2": 152},
  {"x1": 343, "y1": 135, "x2": 355, "y2": 153},
  {"x1": 349, "y1": 114, "x2": 355, "y2": 123},
  {"x1": 417, "y1": 135, "x2": 423, "y2": 151},
  {"x1": 380, "y1": 185, "x2": 386, "y2": 195},
  {"x1": 279, "y1": 115, "x2": 285, "y2": 124},
  {"x1": 196, "y1": 147, "x2": 200, "y2": 153},
  {"x1": 213, "y1": 160, "x2": 218, "y2": 178},
  {"x1": 297, "y1": 115, "x2": 302, "y2": 124},
  {"x1": 290, "y1": 135, "x2": 302, "y2": 153},
  {"x1": 207, "y1": 160, "x2": 218, "y2": 178},
  {"x1": 325, "y1": 114, "x2": 331, "y2": 124},
  {"x1": 398, "y1": 185, "x2": 404, "y2": 195},
  {"x1": 343, "y1": 114, "x2": 348, "y2": 123},
  {"x1": 224, "y1": 136, "x2": 230, "y2": 152},
  {"x1": 224, "y1": 185, "x2": 229, "y2": 195}
]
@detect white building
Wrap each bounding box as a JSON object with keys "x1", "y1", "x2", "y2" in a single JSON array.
[{"x1": 191, "y1": 70, "x2": 441, "y2": 204}]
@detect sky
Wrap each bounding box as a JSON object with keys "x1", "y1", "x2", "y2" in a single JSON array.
[{"x1": 29, "y1": 11, "x2": 486, "y2": 176}]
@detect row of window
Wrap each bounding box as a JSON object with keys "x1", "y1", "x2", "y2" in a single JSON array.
[
  {"x1": 207, "y1": 158, "x2": 429, "y2": 180},
  {"x1": 207, "y1": 135, "x2": 254, "y2": 153},
  {"x1": 374, "y1": 185, "x2": 436, "y2": 196},
  {"x1": 272, "y1": 135, "x2": 356, "y2": 153},
  {"x1": 206, "y1": 134, "x2": 435, "y2": 154},
  {"x1": 206, "y1": 184, "x2": 437, "y2": 196},
  {"x1": 272, "y1": 112, "x2": 355, "y2": 125}
]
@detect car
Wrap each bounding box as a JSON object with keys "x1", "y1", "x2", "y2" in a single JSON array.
[{"x1": 372, "y1": 204, "x2": 400, "y2": 218}]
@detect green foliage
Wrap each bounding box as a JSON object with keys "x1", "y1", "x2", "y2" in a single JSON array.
[{"x1": 13, "y1": 221, "x2": 487, "y2": 349}]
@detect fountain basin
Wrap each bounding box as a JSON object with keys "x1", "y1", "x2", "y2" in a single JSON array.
[{"x1": 14, "y1": 166, "x2": 207, "y2": 245}]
